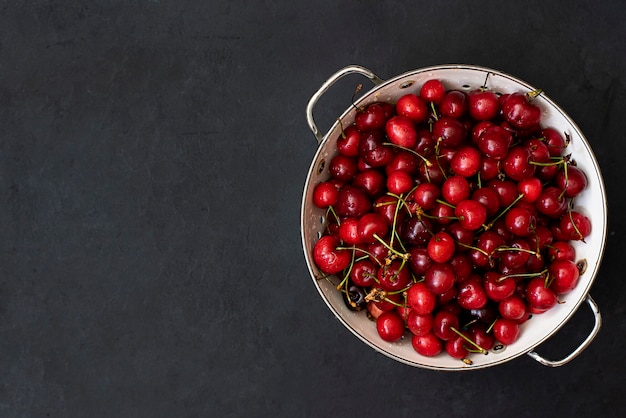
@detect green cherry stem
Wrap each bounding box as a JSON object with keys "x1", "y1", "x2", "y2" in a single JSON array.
[{"x1": 450, "y1": 326, "x2": 488, "y2": 355}]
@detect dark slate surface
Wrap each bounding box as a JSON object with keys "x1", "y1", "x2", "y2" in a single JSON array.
[{"x1": 0, "y1": 1, "x2": 624, "y2": 417}]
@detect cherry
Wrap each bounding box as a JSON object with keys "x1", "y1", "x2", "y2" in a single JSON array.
[
  {"x1": 560, "y1": 210, "x2": 592, "y2": 241},
  {"x1": 525, "y1": 276, "x2": 557, "y2": 311},
  {"x1": 376, "y1": 311, "x2": 405, "y2": 342},
  {"x1": 401, "y1": 216, "x2": 434, "y2": 246},
  {"x1": 343, "y1": 284, "x2": 367, "y2": 311},
  {"x1": 501, "y1": 91, "x2": 542, "y2": 131},
  {"x1": 338, "y1": 217, "x2": 361, "y2": 245},
  {"x1": 313, "y1": 235, "x2": 351, "y2": 274},
  {"x1": 408, "y1": 246, "x2": 433, "y2": 275},
  {"x1": 353, "y1": 169, "x2": 386, "y2": 198},
  {"x1": 556, "y1": 165, "x2": 588, "y2": 198},
  {"x1": 504, "y1": 207, "x2": 536, "y2": 237},
  {"x1": 410, "y1": 182, "x2": 440, "y2": 210},
  {"x1": 439, "y1": 90, "x2": 468, "y2": 119},
  {"x1": 467, "y1": 322, "x2": 495, "y2": 351},
  {"x1": 336, "y1": 125, "x2": 362, "y2": 157},
  {"x1": 412, "y1": 332, "x2": 443, "y2": 357},
  {"x1": 547, "y1": 241, "x2": 576, "y2": 262},
  {"x1": 492, "y1": 318, "x2": 521, "y2": 345},
  {"x1": 471, "y1": 186, "x2": 500, "y2": 217},
  {"x1": 477, "y1": 125, "x2": 513, "y2": 160},
  {"x1": 407, "y1": 311, "x2": 434, "y2": 336},
  {"x1": 483, "y1": 271, "x2": 516, "y2": 302},
  {"x1": 499, "y1": 237, "x2": 532, "y2": 269},
  {"x1": 386, "y1": 115, "x2": 418, "y2": 148},
  {"x1": 450, "y1": 145, "x2": 482, "y2": 177},
  {"x1": 432, "y1": 116, "x2": 467, "y2": 148},
  {"x1": 535, "y1": 186, "x2": 568, "y2": 218},
  {"x1": 445, "y1": 223, "x2": 475, "y2": 252},
  {"x1": 448, "y1": 252, "x2": 474, "y2": 281},
  {"x1": 431, "y1": 201, "x2": 456, "y2": 226},
  {"x1": 425, "y1": 262, "x2": 456, "y2": 294},
  {"x1": 455, "y1": 199, "x2": 487, "y2": 231},
  {"x1": 457, "y1": 275, "x2": 488, "y2": 310},
  {"x1": 427, "y1": 232, "x2": 456, "y2": 263},
  {"x1": 407, "y1": 282, "x2": 437, "y2": 315},
  {"x1": 350, "y1": 259, "x2": 377, "y2": 287},
  {"x1": 442, "y1": 175, "x2": 471, "y2": 205},
  {"x1": 479, "y1": 156, "x2": 501, "y2": 181},
  {"x1": 377, "y1": 260, "x2": 411, "y2": 292},
  {"x1": 357, "y1": 213, "x2": 388, "y2": 243},
  {"x1": 502, "y1": 146, "x2": 536, "y2": 181},
  {"x1": 420, "y1": 79, "x2": 446, "y2": 104},
  {"x1": 358, "y1": 130, "x2": 394, "y2": 168},
  {"x1": 419, "y1": 156, "x2": 449, "y2": 185},
  {"x1": 335, "y1": 185, "x2": 371, "y2": 218},
  {"x1": 312, "y1": 181, "x2": 339, "y2": 208},
  {"x1": 541, "y1": 127, "x2": 568, "y2": 157},
  {"x1": 413, "y1": 128, "x2": 436, "y2": 156},
  {"x1": 445, "y1": 335, "x2": 470, "y2": 359},
  {"x1": 468, "y1": 89, "x2": 500, "y2": 121},
  {"x1": 385, "y1": 151, "x2": 419, "y2": 176},
  {"x1": 549, "y1": 259, "x2": 580, "y2": 294},
  {"x1": 432, "y1": 310, "x2": 460, "y2": 341},
  {"x1": 355, "y1": 103, "x2": 387, "y2": 131},
  {"x1": 469, "y1": 231, "x2": 506, "y2": 268},
  {"x1": 517, "y1": 176, "x2": 543, "y2": 203},
  {"x1": 396, "y1": 93, "x2": 429, "y2": 123},
  {"x1": 471, "y1": 120, "x2": 494, "y2": 145},
  {"x1": 386, "y1": 170, "x2": 413, "y2": 195},
  {"x1": 329, "y1": 154, "x2": 358, "y2": 182},
  {"x1": 498, "y1": 295, "x2": 528, "y2": 321}
]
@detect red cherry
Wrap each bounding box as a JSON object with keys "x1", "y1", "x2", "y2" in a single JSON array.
[
  {"x1": 355, "y1": 103, "x2": 387, "y2": 131},
  {"x1": 386, "y1": 115, "x2": 418, "y2": 148},
  {"x1": 427, "y1": 232, "x2": 456, "y2": 263},
  {"x1": 498, "y1": 295, "x2": 528, "y2": 321},
  {"x1": 401, "y1": 216, "x2": 434, "y2": 246},
  {"x1": 407, "y1": 311, "x2": 434, "y2": 336},
  {"x1": 432, "y1": 116, "x2": 467, "y2": 148},
  {"x1": 313, "y1": 235, "x2": 351, "y2": 275},
  {"x1": 432, "y1": 310, "x2": 460, "y2": 341},
  {"x1": 468, "y1": 89, "x2": 500, "y2": 121},
  {"x1": 407, "y1": 282, "x2": 437, "y2": 315},
  {"x1": 408, "y1": 246, "x2": 433, "y2": 276},
  {"x1": 349, "y1": 259, "x2": 377, "y2": 287},
  {"x1": 492, "y1": 318, "x2": 521, "y2": 345},
  {"x1": 477, "y1": 125, "x2": 513, "y2": 160},
  {"x1": 502, "y1": 146, "x2": 536, "y2": 181},
  {"x1": 525, "y1": 276, "x2": 558, "y2": 311},
  {"x1": 556, "y1": 165, "x2": 588, "y2": 198},
  {"x1": 535, "y1": 186, "x2": 568, "y2": 218},
  {"x1": 411, "y1": 332, "x2": 443, "y2": 357},
  {"x1": 483, "y1": 271, "x2": 516, "y2": 302},
  {"x1": 560, "y1": 211, "x2": 592, "y2": 241},
  {"x1": 396, "y1": 93, "x2": 429, "y2": 123},
  {"x1": 450, "y1": 145, "x2": 482, "y2": 177},
  {"x1": 376, "y1": 311, "x2": 405, "y2": 342},
  {"x1": 338, "y1": 217, "x2": 361, "y2": 245},
  {"x1": 335, "y1": 185, "x2": 371, "y2": 218},
  {"x1": 410, "y1": 182, "x2": 440, "y2": 210},
  {"x1": 312, "y1": 181, "x2": 339, "y2": 208},
  {"x1": 547, "y1": 241, "x2": 576, "y2": 262},
  {"x1": 445, "y1": 335, "x2": 470, "y2": 359},
  {"x1": 549, "y1": 259, "x2": 580, "y2": 294},
  {"x1": 357, "y1": 213, "x2": 388, "y2": 243},
  {"x1": 386, "y1": 170, "x2": 414, "y2": 194},
  {"x1": 501, "y1": 92, "x2": 542, "y2": 131},
  {"x1": 420, "y1": 79, "x2": 446, "y2": 104},
  {"x1": 467, "y1": 323, "x2": 495, "y2": 351},
  {"x1": 377, "y1": 260, "x2": 411, "y2": 292},
  {"x1": 517, "y1": 177, "x2": 543, "y2": 203},
  {"x1": 455, "y1": 199, "x2": 487, "y2": 231},
  {"x1": 385, "y1": 151, "x2": 419, "y2": 176},
  {"x1": 336, "y1": 125, "x2": 361, "y2": 157},
  {"x1": 353, "y1": 169, "x2": 386, "y2": 198},
  {"x1": 425, "y1": 262, "x2": 456, "y2": 294},
  {"x1": 471, "y1": 187, "x2": 500, "y2": 217},
  {"x1": 439, "y1": 90, "x2": 468, "y2": 119},
  {"x1": 358, "y1": 130, "x2": 394, "y2": 168},
  {"x1": 504, "y1": 207, "x2": 536, "y2": 237},
  {"x1": 441, "y1": 175, "x2": 471, "y2": 205},
  {"x1": 541, "y1": 127, "x2": 568, "y2": 157},
  {"x1": 457, "y1": 275, "x2": 488, "y2": 310}
]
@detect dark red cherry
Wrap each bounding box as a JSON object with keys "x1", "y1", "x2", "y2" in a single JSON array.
[{"x1": 396, "y1": 93, "x2": 429, "y2": 123}]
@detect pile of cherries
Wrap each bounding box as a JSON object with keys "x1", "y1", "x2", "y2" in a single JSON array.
[{"x1": 311, "y1": 77, "x2": 591, "y2": 363}]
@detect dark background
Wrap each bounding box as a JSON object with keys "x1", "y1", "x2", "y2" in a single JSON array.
[{"x1": 1, "y1": 1, "x2": 624, "y2": 417}]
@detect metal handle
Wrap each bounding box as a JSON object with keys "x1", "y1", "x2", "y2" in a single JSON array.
[
  {"x1": 527, "y1": 295, "x2": 601, "y2": 367},
  {"x1": 306, "y1": 65, "x2": 384, "y2": 144}
]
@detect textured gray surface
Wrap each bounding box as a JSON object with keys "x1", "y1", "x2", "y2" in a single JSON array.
[{"x1": 0, "y1": 0, "x2": 625, "y2": 417}]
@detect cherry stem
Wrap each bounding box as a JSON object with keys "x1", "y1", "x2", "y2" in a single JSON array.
[
  {"x1": 526, "y1": 88, "x2": 543, "y2": 101},
  {"x1": 351, "y1": 84, "x2": 363, "y2": 111},
  {"x1": 337, "y1": 118, "x2": 346, "y2": 139},
  {"x1": 373, "y1": 234, "x2": 409, "y2": 261},
  {"x1": 498, "y1": 268, "x2": 548, "y2": 282},
  {"x1": 558, "y1": 162, "x2": 569, "y2": 200},
  {"x1": 326, "y1": 205, "x2": 340, "y2": 226},
  {"x1": 430, "y1": 101, "x2": 439, "y2": 121},
  {"x1": 483, "y1": 193, "x2": 525, "y2": 231},
  {"x1": 481, "y1": 72, "x2": 491, "y2": 90},
  {"x1": 450, "y1": 326, "x2": 488, "y2": 355},
  {"x1": 383, "y1": 142, "x2": 432, "y2": 166}
]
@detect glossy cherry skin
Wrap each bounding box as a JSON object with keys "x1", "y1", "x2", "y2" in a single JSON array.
[
  {"x1": 313, "y1": 235, "x2": 351, "y2": 274},
  {"x1": 407, "y1": 282, "x2": 437, "y2": 315},
  {"x1": 349, "y1": 259, "x2": 377, "y2": 287},
  {"x1": 336, "y1": 125, "x2": 361, "y2": 157},
  {"x1": 541, "y1": 127, "x2": 568, "y2": 156},
  {"x1": 353, "y1": 169, "x2": 386, "y2": 199},
  {"x1": 445, "y1": 335, "x2": 470, "y2": 359},
  {"x1": 548, "y1": 259, "x2": 580, "y2": 294},
  {"x1": 407, "y1": 311, "x2": 434, "y2": 336},
  {"x1": 478, "y1": 125, "x2": 513, "y2": 160},
  {"x1": 396, "y1": 93, "x2": 429, "y2": 123},
  {"x1": 547, "y1": 241, "x2": 576, "y2": 262},
  {"x1": 408, "y1": 246, "x2": 433, "y2": 275},
  {"x1": 355, "y1": 103, "x2": 387, "y2": 131},
  {"x1": 411, "y1": 332, "x2": 443, "y2": 357},
  {"x1": 501, "y1": 92, "x2": 541, "y2": 131},
  {"x1": 335, "y1": 185, "x2": 371, "y2": 218},
  {"x1": 357, "y1": 213, "x2": 389, "y2": 243},
  {"x1": 535, "y1": 186, "x2": 568, "y2": 218},
  {"x1": 432, "y1": 310, "x2": 460, "y2": 341},
  {"x1": 377, "y1": 260, "x2": 412, "y2": 292},
  {"x1": 502, "y1": 146, "x2": 535, "y2": 181},
  {"x1": 427, "y1": 232, "x2": 456, "y2": 263},
  {"x1": 556, "y1": 165, "x2": 588, "y2": 198},
  {"x1": 492, "y1": 318, "x2": 521, "y2": 345},
  {"x1": 425, "y1": 262, "x2": 456, "y2": 295},
  {"x1": 450, "y1": 145, "x2": 482, "y2": 177},
  {"x1": 420, "y1": 79, "x2": 446, "y2": 104},
  {"x1": 468, "y1": 89, "x2": 500, "y2": 121},
  {"x1": 442, "y1": 175, "x2": 471, "y2": 205},
  {"x1": 386, "y1": 115, "x2": 418, "y2": 148},
  {"x1": 525, "y1": 276, "x2": 558, "y2": 311},
  {"x1": 410, "y1": 182, "x2": 440, "y2": 210},
  {"x1": 312, "y1": 181, "x2": 339, "y2": 208},
  {"x1": 457, "y1": 275, "x2": 488, "y2": 310},
  {"x1": 483, "y1": 271, "x2": 516, "y2": 302},
  {"x1": 455, "y1": 199, "x2": 487, "y2": 231},
  {"x1": 498, "y1": 295, "x2": 528, "y2": 321},
  {"x1": 560, "y1": 211, "x2": 592, "y2": 241},
  {"x1": 376, "y1": 311, "x2": 405, "y2": 342},
  {"x1": 358, "y1": 130, "x2": 394, "y2": 168},
  {"x1": 432, "y1": 116, "x2": 467, "y2": 148},
  {"x1": 439, "y1": 90, "x2": 468, "y2": 119}
]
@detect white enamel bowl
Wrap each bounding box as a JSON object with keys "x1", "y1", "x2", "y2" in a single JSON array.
[{"x1": 301, "y1": 65, "x2": 606, "y2": 370}]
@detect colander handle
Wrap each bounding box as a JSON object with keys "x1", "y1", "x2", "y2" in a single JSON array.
[
  {"x1": 526, "y1": 295, "x2": 601, "y2": 367},
  {"x1": 306, "y1": 65, "x2": 384, "y2": 144}
]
